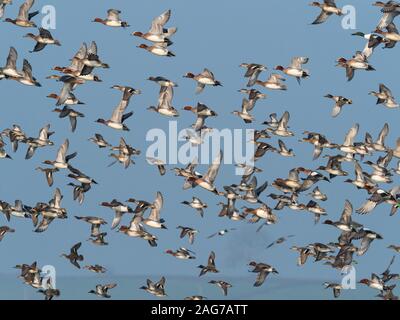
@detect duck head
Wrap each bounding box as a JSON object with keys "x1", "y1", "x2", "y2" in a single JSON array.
[
  {"x1": 274, "y1": 65, "x2": 285, "y2": 71},
  {"x1": 183, "y1": 72, "x2": 195, "y2": 78},
  {"x1": 132, "y1": 31, "x2": 144, "y2": 37}
]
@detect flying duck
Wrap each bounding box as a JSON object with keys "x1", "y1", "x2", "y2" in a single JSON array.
[
  {"x1": 198, "y1": 251, "x2": 219, "y2": 276},
  {"x1": 93, "y1": 9, "x2": 129, "y2": 27},
  {"x1": 89, "y1": 283, "x2": 117, "y2": 298},
  {"x1": 324, "y1": 94, "x2": 353, "y2": 117},
  {"x1": 239, "y1": 63, "x2": 267, "y2": 87},
  {"x1": 132, "y1": 9, "x2": 176, "y2": 43},
  {"x1": 4, "y1": 0, "x2": 38, "y2": 27},
  {"x1": 369, "y1": 83, "x2": 399, "y2": 108},
  {"x1": 310, "y1": 1, "x2": 342, "y2": 25},
  {"x1": 275, "y1": 57, "x2": 310, "y2": 84},
  {"x1": 61, "y1": 242, "x2": 84, "y2": 269},
  {"x1": 248, "y1": 261, "x2": 278, "y2": 287},
  {"x1": 184, "y1": 68, "x2": 222, "y2": 94},
  {"x1": 24, "y1": 28, "x2": 61, "y2": 52}
]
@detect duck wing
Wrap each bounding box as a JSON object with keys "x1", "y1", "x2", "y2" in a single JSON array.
[
  {"x1": 312, "y1": 10, "x2": 332, "y2": 25},
  {"x1": 343, "y1": 123, "x2": 359, "y2": 146},
  {"x1": 5, "y1": 47, "x2": 18, "y2": 70},
  {"x1": 148, "y1": 192, "x2": 163, "y2": 222},
  {"x1": 203, "y1": 150, "x2": 223, "y2": 184},
  {"x1": 107, "y1": 9, "x2": 121, "y2": 22},
  {"x1": 149, "y1": 9, "x2": 171, "y2": 35}
]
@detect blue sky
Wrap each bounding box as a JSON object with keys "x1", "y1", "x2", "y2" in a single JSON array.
[{"x1": 0, "y1": 0, "x2": 399, "y2": 299}]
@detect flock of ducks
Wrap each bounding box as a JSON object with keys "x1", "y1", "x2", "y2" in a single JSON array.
[{"x1": 1, "y1": 0, "x2": 400, "y2": 300}]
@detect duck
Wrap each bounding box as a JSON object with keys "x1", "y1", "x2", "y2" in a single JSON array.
[
  {"x1": 356, "y1": 188, "x2": 396, "y2": 214},
  {"x1": 238, "y1": 89, "x2": 267, "y2": 109},
  {"x1": 67, "y1": 165, "x2": 98, "y2": 186},
  {"x1": 118, "y1": 215, "x2": 158, "y2": 247},
  {"x1": 357, "y1": 228, "x2": 383, "y2": 256},
  {"x1": 165, "y1": 247, "x2": 196, "y2": 260},
  {"x1": 352, "y1": 31, "x2": 384, "y2": 58},
  {"x1": 239, "y1": 63, "x2": 267, "y2": 87},
  {"x1": 323, "y1": 282, "x2": 343, "y2": 298},
  {"x1": 74, "y1": 216, "x2": 107, "y2": 237},
  {"x1": 108, "y1": 137, "x2": 140, "y2": 169},
  {"x1": 310, "y1": 1, "x2": 342, "y2": 25},
  {"x1": 275, "y1": 57, "x2": 310, "y2": 84},
  {"x1": 4, "y1": 0, "x2": 38, "y2": 27},
  {"x1": 184, "y1": 296, "x2": 207, "y2": 300},
  {"x1": 1, "y1": 124, "x2": 27, "y2": 152},
  {"x1": 70, "y1": 41, "x2": 109, "y2": 73},
  {"x1": 248, "y1": 261, "x2": 278, "y2": 287},
  {"x1": 132, "y1": 9, "x2": 176, "y2": 43},
  {"x1": 198, "y1": 251, "x2": 219, "y2": 276},
  {"x1": 277, "y1": 139, "x2": 295, "y2": 157},
  {"x1": 232, "y1": 98, "x2": 254, "y2": 123},
  {"x1": 148, "y1": 76, "x2": 178, "y2": 87},
  {"x1": 0, "y1": 147, "x2": 12, "y2": 160},
  {"x1": 243, "y1": 203, "x2": 278, "y2": 225},
  {"x1": 96, "y1": 88, "x2": 140, "y2": 130},
  {"x1": 323, "y1": 200, "x2": 361, "y2": 232},
  {"x1": 0, "y1": 0, "x2": 12, "y2": 19},
  {"x1": 266, "y1": 235, "x2": 295, "y2": 249},
  {"x1": 255, "y1": 73, "x2": 287, "y2": 90},
  {"x1": 146, "y1": 157, "x2": 166, "y2": 176},
  {"x1": 181, "y1": 197, "x2": 207, "y2": 217},
  {"x1": 187, "y1": 151, "x2": 223, "y2": 194},
  {"x1": 317, "y1": 155, "x2": 349, "y2": 179},
  {"x1": 336, "y1": 52, "x2": 375, "y2": 81},
  {"x1": 344, "y1": 161, "x2": 376, "y2": 191},
  {"x1": 148, "y1": 86, "x2": 179, "y2": 117},
  {"x1": 209, "y1": 280, "x2": 232, "y2": 296},
  {"x1": 88, "y1": 284, "x2": 117, "y2": 298},
  {"x1": 207, "y1": 228, "x2": 236, "y2": 239},
  {"x1": 1, "y1": 47, "x2": 22, "y2": 78},
  {"x1": 47, "y1": 92, "x2": 84, "y2": 106},
  {"x1": 88, "y1": 133, "x2": 111, "y2": 149},
  {"x1": 184, "y1": 68, "x2": 222, "y2": 94},
  {"x1": 84, "y1": 265, "x2": 107, "y2": 274},
  {"x1": 24, "y1": 28, "x2": 61, "y2": 52},
  {"x1": 339, "y1": 123, "x2": 359, "y2": 154},
  {"x1": 375, "y1": 23, "x2": 400, "y2": 48},
  {"x1": 11, "y1": 59, "x2": 40, "y2": 87},
  {"x1": 0, "y1": 226, "x2": 14, "y2": 242},
  {"x1": 369, "y1": 83, "x2": 399, "y2": 108},
  {"x1": 42, "y1": 139, "x2": 76, "y2": 170},
  {"x1": 137, "y1": 42, "x2": 175, "y2": 57},
  {"x1": 309, "y1": 187, "x2": 328, "y2": 201},
  {"x1": 177, "y1": 226, "x2": 198, "y2": 245},
  {"x1": 53, "y1": 106, "x2": 85, "y2": 132},
  {"x1": 324, "y1": 94, "x2": 353, "y2": 117},
  {"x1": 305, "y1": 201, "x2": 327, "y2": 224},
  {"x1": 101, "y1": 199, "x2": 133, "y2": 229},
  {"x1": 37, "y1": 279, "x2": 60, "y2": 301},
  {"x1": 140, "y1": 192, "x2": 167, "y2": 229},
  {"x1": 93, "y1": 9, "x2": 129, "y2": 27},
  {"x1": 140, "y1": 277, "x2": 167, "y2": 297},
  {"x1": 373, "y1": 1, "x2": 400, "y2": 30},
  {"x1": 24, "y1": 124, "x2": 54, "y2": 159},
  {"x1": 266, "y1": 111, "x2": 294, "y2": 137},
  {"x1": 67, "y1": 182, "x2": 91, "y2": 205},
  {"x1": 88, "y1": 232, "x2": 108, "y2": 246},
  {"x1": 60, "y1": 242, "x2": 84, "y2": 269},
  {"x1": 359, "y1": 274, "x2": 385, "y2": 291}
]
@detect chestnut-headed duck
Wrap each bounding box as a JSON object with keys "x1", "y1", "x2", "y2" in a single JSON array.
[
  {"x1": 132, "y1": 9, "x2": 176, "y2": 43},
  {"x1": 184, "y1": 68, "x2": 222, "y2": 94},
  {"x1": 137, "y1": 42, "x2": 175, "y2": 57},
  {"x1": 336, "y1": 52, "x2": 375, "y2": 81},
  {"x1": 93, "y1": 9, "x2": 129, "y2": 27},
  {"x1": 275, "y1": 57, "x2": 310, "y2": 84}
]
